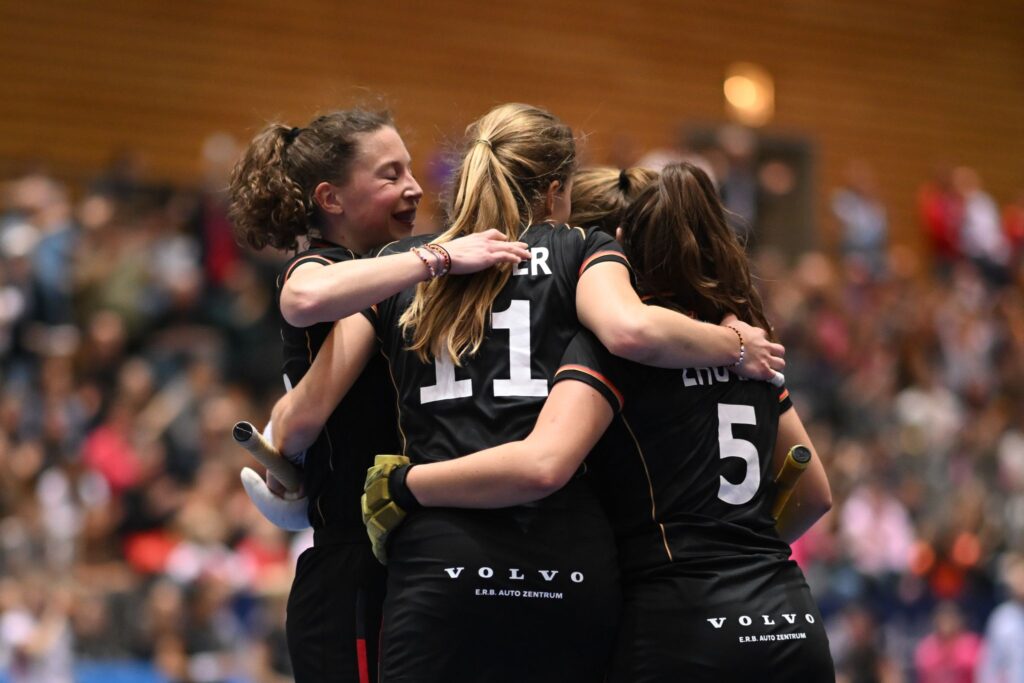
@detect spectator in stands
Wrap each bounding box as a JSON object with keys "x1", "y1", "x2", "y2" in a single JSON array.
[
  {"x1": 831, "y1": 603, "x2": 903, "y2": 683},
  {"x1": 918, "y1": 164, "x2": 963, "y2": 278},
  {"x1": 954, "y1": 166, "x2": 1010, "y2": 286},
  {"x1": 1003, "y1": 189, "x2": 1024, "y2": 268},
  {"x1": 0, "y1": 576, "x2": 74, "y2": 683},
  {"x1": 977, "y1": 554, "x2": 1024, "y2": 683},
  {"x1": 914, "y1": 601, "x2": 982, "y2": 683},
  {"x1": 840, "y1": 477, "x2": 914, "y2": 598},
  {"x1": 832, "y1": 160, "x2": 888, "y2": 278}
]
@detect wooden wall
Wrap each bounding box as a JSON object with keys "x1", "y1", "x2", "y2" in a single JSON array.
[{"x1": 1, "y1": 0, "x2": 1022, "y2": 250}]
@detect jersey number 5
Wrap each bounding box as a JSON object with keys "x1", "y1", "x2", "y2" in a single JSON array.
[
  {"x1": 717, "y1": 403, "x2": 760, "y2": 505},
  {"x1": 420, "y1": 300, "x2": 548, "y2": 404}
]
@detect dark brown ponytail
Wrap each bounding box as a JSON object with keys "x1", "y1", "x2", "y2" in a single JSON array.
[
  {"x1": 228, "y1": 110, "x2": 393, "y2": 251},
  {"x1": 620, "y1": 162, "x2": 771, "y2": 334},
  {"x1": 570, "y1": 166, "x2": 659, "y2": 236}
]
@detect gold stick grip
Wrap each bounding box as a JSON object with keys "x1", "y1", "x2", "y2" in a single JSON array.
[{"x1": 771, "y1": 444, "x2": 812, "y2": 520}]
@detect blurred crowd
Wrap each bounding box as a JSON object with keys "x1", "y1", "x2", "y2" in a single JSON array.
[
  {"x1": 1, "y1": 133, "x2": 1023, "y2": 682},
  {"x1": 781, "y1": 159, "x2": 1024, "y2": 683},
  {"x1": 0, "y1": 143, "x2": 297, "y2": 682}
]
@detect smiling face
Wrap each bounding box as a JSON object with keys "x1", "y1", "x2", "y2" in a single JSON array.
[{"x1": 329, "y1": 126, "x2": 423, "y2": 253}]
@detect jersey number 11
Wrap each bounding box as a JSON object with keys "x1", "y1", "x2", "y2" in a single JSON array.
[{"x1": 420, "y1": 300, "x2": 548, "y2": 404}]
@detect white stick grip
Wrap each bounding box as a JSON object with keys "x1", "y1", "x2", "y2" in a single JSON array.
[{"x1": 232, "y1": 421, "x2": 302, "y2": 492}]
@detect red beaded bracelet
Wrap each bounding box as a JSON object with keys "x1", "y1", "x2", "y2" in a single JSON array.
[
  {"x1": 410, "y1": 246, "x2": 437, "y2": 278},
  {"x1": 424, "y1": 243, "x2": 451, "y2": 276}
]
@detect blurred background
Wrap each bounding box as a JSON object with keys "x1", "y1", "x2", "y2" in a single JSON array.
[{"x1": 1, "y1": 0, "x2": 1023, "y2": 681}]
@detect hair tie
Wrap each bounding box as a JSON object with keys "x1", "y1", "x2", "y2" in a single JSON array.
[
  {"x1": 284, "y1": 127, "x2": 302, "y2": 144},
  {"x1": 474, "y1": 138, "x2": 493, "y2": 150},
  {"x1": 618, "y1": 169, "x2": 630, "y2": 192}
]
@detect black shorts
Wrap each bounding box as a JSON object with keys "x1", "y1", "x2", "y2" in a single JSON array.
[
  {"x1": 608, "y1": 561, "x2": 835, "y2": 683},
  {"x1": 286, "y1": 528, "x2": 387, "y2": 683},
  {"x1": 379, "y1": 480, "x2": 620, "y2": 683}
]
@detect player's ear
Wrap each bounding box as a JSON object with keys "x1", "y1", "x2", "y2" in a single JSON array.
[
  {"x1": 543, "y1": 179, "x2": 571, "y2": 223},
  {"x1": 543, "y1": 180, "x2": 561, "y2": 217},
  {"x1": 314, "y1": 181, "x2": 344, "y2": 216},
  {"x1": 614, "y1": 226, "x2": 624, "y2": 243}
]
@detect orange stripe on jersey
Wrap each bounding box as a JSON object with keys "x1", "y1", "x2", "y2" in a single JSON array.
[
  {"x1": 779, "y1": 388, "x2": 790, "y2": 402},
  {"x1": 577, "y1": 250, "x2": 629, "y2": 278},
  {"x1": 557, "y1": 364, "x2": 624, "y2": 411}
]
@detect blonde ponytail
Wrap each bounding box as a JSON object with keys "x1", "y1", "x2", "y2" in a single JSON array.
[{"x1": 399, "y1": 103, "x2": 575, "y2": 363}]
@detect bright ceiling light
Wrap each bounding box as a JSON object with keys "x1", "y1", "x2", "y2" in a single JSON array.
[{"x1": 724, "y1": 63, "x2": 774, "y2": 127}]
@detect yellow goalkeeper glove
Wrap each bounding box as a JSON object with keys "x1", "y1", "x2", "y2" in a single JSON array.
[{"x1": 361, "y1": 454, "x2": 420, "y2": 564}]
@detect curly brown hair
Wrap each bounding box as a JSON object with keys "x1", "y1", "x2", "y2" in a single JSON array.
[{"x1": 228, "y1": 110, "x2": 393, "y2": 252}]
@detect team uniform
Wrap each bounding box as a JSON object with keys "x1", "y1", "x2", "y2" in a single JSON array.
[
  {"x1": 277, "y1": 239, "x2": 399, "y2": 683},
  {"x1": 363, "y1": 224, "x2": 627, "y2": 683},
  {"x1": 556, "y1": 326, "x2": 835, "y2": 683}
]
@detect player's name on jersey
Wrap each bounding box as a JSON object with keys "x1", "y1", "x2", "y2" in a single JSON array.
[
  {"x1": 512, "y1": 247, "x2": 552, "y2": 277},
  {"x1": 682, "y1": 365, "x2": 747, "y2": 387}
]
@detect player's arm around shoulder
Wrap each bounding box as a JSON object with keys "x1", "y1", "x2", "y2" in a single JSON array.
[
  {"x1": 270, "y1": 314, "x2": 378, "y2": 455},
  {"x1": 575, "y1": 260, "x2": 785, "y2": 376},
  {"x1": 403, "y1": 380, "x2": 615, "y2": 509},
  {"x1": 574, "y1": 259, "x2": 717, "y2": 366},
  {"x1": 281, "y1": 230, "x2": 531, "y2": 327},
  {"x1": 280, "y1": 252, "x2": 426, "y2": 328}
]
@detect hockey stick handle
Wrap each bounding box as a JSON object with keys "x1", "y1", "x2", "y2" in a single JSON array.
[
  {"x1": 771, "y1": 444, "x2": 812, "y2": 520},
  {"x1": 232, "y1": 421, "x2": 303, "y2": 492}
]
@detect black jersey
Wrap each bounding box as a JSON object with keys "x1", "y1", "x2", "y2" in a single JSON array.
[
  {"x1": 364, "y1": 224, "x2": 626, "y2": 682},
  {"x1": 554, "y1": 323, "x2": 834, "y2": 681},
  {"x1": 554, "y1": 327, "x2": 794, "y2": 581},
  {"x1": 364, "y1": 223, "x2": 627, "y2": 463},
  {"x1": 277, "y1": 239, "x2": 400, "y2": 532}
]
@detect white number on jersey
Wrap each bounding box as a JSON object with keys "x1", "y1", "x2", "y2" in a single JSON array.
[
  {"x1": 492, "y1": 300, "x2": 548, "y2": 397},
  {"x1": 419, "y1": 299, "x2": 548, "y2": 404},
  {"x1": 420, "y1": 353, "x2": 474, "y2": 404},
  {"x1": 717, "y1": 403, "x2": 760, "y2": 505}
]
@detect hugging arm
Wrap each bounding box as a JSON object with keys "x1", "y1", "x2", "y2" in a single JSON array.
[
  {"x1": 576, "y1": 261, "x2": 785, "y2": 378},
  {"x1": 270, "y1": 314, "x2": 378, "y2": 456},
  {"x1": 281, "y1": 230, "x2": 532, "y2": 327},
  {"x1": 403, "y1": 380, "x2": 614, "y2": 508}
]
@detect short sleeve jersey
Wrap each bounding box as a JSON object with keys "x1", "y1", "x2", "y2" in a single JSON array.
[
  {"x1": 554, "y1": 327, "x2": 794, "y2": 577},
  {"x1": 278, "y1": 239, "x2": 400, "y2": 531},
  {"x1": 363, "y1": 224, "x2": 627, "y2": 462}
]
